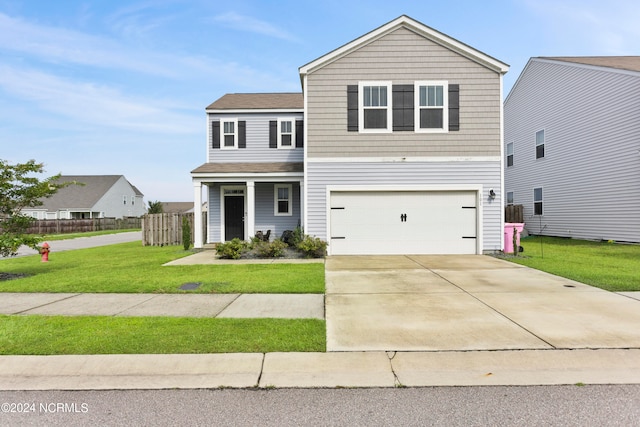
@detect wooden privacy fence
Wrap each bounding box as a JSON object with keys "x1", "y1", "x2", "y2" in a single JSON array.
[
  {"x1": 142, "y1": 213, "x2": 207, "y2": 246},
  {"x1": 26, "y1": 217, "x2": 141, "y2": 234},
  {"x1": 505, "y1": 204, "x2": 524, "y2": 223}
]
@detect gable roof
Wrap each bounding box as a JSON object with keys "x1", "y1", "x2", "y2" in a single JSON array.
[
  {"x1": 206, "y1": 93, "x2": 303, "y2": 111},
  {"x1": 37, "y1": 175, "x2": 141, "y2": 211},
  {"x1": 541, "y1": 56, "x2": 640, "y2": 73},
  {"x1": 299, "y1": 15, "x2": 509, "y2": 80}
]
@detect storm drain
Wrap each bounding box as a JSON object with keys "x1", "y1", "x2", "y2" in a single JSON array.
[{"x1": 179, "y1": 282, "x2": 201, "y2": 290}]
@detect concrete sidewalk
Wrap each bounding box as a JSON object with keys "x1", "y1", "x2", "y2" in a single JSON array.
[
  {"x1": 0, "y1": 293, "x2": 324, "y2": 319},
  {"x1": 2, "y1": 349, "x2": 640, "y2": 390}
]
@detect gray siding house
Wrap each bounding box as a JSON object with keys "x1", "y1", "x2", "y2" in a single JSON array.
[
  {"x1": 22, "y1": 175, "x2": 146, "y2": 219},
  {"x1": 192, "y1": 15, "x2": 509, "y2": 254},
  {"x1": 504, "y1": 57, "x2": 640, "y2": 242}
]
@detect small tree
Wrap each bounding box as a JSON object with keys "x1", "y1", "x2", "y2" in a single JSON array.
[
  {"x1": 0, "y1": 159, "x2": 74, "y2": 257},
  {"x1": 148, "y1": 200, "x2": 163, "y2": 214}
]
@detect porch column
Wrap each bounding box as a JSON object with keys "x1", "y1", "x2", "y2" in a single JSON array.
[
  {"x1": 246, "y1": 180, "x2": 255, "y2": 239},
  {"x1": 299, "y1": 180, "x2": 304, "y2": 230},
  {"x1": 193, "y1": 181, "x2": 203, "y2": 248}
]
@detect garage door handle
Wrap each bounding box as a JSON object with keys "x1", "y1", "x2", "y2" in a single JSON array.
[{"x1": 400, "y1": 213, "x2": 407, "y2": 222}]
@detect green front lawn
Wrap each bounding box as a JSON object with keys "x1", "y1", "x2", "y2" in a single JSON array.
[
  {"x1": 0, "y1": 242, "x2": 324, "y2": 293},
  {"x1": 505, "y1": 236, "x2": 640, "y2": 292},
  {"x1": 0, "y1": 315, "x2": 325, "y2": 355}
]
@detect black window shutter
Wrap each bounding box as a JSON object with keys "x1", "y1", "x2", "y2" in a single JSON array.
[
  {"x1": 295, "y1": 120, "x2": 303, "y2": 147},
  {"x1": 449, "y1": 84, "x2": 460, "y2": 131},
  {"x1": 212, "y1": 121, "x2": 220, "y2": 149},
  {"x1": 269, "y1": 120, "x2": 277, "y2": 148},
  {"x1": 392, "y1": 84, "x2": 414, "y2": 131},
  {"x1": 347, "y1": 85, "x2": 358, "y2": 131},
  {"x1": 238, "y1": 121, "x2": 246, "y2": 148}
]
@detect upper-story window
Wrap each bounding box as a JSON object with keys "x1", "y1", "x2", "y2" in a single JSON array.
[
  {"x1": 358, "y1": 81, "x2": 392, "y2": 133},
  {"x1": 415, "y1": 81, "x2": 448, "y2": 132},
  {"x1": 506, "y1": 142, "x2": 514, "y2": 167},
  {"x1": 536, "y1": 130, "x2": 545, "y2": 159},
  {"x1": 212, "y1": 119, "x2": 246, "y2": 150},
  {"x1": 123, "y1": 195, "x2": 127, "y2": 205},
  {"x1": 222, "y1": 119, "x2": 237, "y2": 149},
  {"x1": 278, "y1": 119, "x2": 295, "y2": 149}
]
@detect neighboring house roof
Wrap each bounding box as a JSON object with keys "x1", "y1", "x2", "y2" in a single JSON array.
[
  {"x1": 541, "y1": 56, "x2": 640, "y2": 73},
  {"x1": 160, "y1": 202, "x2": 194, "y2": 214},
  {"x1": 299, "y1": 14, "x2": 509, "y2": 80},
  {"x1": 191, "y1": 162, "x2": 304, "y2": 174},
  {"x1": 36, "y1": 175, "x2": 142, "y2": 211},
  {"x1": 206, "y1": 93, "x2": 304, "y2": 111}
]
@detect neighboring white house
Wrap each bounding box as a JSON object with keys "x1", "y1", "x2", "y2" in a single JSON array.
[
  {"x1": 504, "y1": 56, "x2": 640, "y2": 243},
  {"x1": 22, "y1": 175, "x2": 146, "y2": 219},
  {"x1": 192, "y1": 15, "x2": 509, "y2": 254}
]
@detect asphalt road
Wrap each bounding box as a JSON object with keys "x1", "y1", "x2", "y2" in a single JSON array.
[
  {"x1": 1, "y1": 231, "x2": 142, "y2": 258},
  {"x1": 1, "y1": 385, "x2": 639, "y2": 426}
]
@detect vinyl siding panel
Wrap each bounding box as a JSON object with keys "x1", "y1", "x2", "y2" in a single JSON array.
[
  {"x1": 505, "y1": 59, "x2": 640, "y2": 242},
  {"x1": 207, "y1": 113, "x2": 303, "y2": 163},
  {"x1": 306, "y1": 27, "x2": 502, "y2": 158},
  {"x1": 305, "y1": 160, "x2": 502, "y2": 252}
]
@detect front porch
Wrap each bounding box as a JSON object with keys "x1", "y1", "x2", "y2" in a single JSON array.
[{"x1": 191, "y1": 162, "x2": 304, "y2": 248}]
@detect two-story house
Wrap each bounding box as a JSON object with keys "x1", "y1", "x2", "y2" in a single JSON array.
[
  {"x1": 504, "y1": 57, "x2": 640, "y2": 243},
  {"x1": 192, "y1": 15, "x2": 509, "y2": 255}
]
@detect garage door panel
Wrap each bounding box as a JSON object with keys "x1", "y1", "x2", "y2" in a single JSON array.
[{"x1": 330, "y1": 191, "x2": 477, "y2": 255}]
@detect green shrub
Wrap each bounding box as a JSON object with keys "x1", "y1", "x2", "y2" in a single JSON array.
[
  {"x1": 255, "y1": 239, "x2": 288, "y2": 258},
  {"x1": 296, "y1": 235, "x2": 327, "y2": 258},
  {"x1": 216, "y1": 238, "x2": 248, "y2": 259},
  {"x1": 290, "y1": 226, "x2": 304, "y2": 247},
  {"x1": 182, "y1": 217, "x2": 191, "y2": 251}
]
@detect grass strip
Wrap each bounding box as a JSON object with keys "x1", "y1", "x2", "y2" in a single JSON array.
[
  {"x1": 0, "y1": 242, "x2": 324, "y2": 293},
  {"x1": 0, "y1": 315, "x2": 326, "y2": 354},
  {"x1": 504, "y1": 236, "x2": 640, "y2": 292}
]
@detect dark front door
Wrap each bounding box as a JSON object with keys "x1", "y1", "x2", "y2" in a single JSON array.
[{"x1": 224, "y1": 196, "x2": 244, "y2": 240}]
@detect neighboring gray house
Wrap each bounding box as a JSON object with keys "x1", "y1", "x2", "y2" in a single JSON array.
[
  {"x1": 504, "y1": 57, "x2": 640, "y2": 243},
  {"x1": 192, "y1": 15, "x2": 509, "y2": 254},
  {"x1": 23, "y1": 175, "x2": 146, "y2": 219}
]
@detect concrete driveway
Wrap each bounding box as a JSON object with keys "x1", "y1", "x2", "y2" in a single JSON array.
[{"x1": 325, "y1": 255, "x2": 640, "y2": 352}]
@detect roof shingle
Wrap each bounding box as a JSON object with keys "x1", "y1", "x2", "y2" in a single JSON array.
[{"x1": 206, "y1": 93, "x2": 303, "y2": 110}]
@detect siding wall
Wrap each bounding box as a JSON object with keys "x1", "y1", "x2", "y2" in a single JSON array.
[
  {"x1": 504, "y1": 59, "x2": 640, "y2": 242},
  {"x1": 305, "y1": 160, "x2": 503, "y2": 252},
  {"x1": 207, "y1": 182, "x2": 301, "y2": 242},
  {"x1": 93, "y1": 177, "x2": 147, "y2": 218},
  {"x1": 207, "y1": 112, "x2": 303, "y2": 163},
  {"x1": 305, "y1": 27, "x2": 502, "y2": 158}
]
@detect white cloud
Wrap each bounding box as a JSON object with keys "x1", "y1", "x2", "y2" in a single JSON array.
[
  {"x1": 0, "y1": 65, "x2": 200, "y2": 134},
  {"x1": 212, "y1": 11, "x2": 301, "y2": 42}
]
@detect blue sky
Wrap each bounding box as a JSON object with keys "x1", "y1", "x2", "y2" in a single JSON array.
[{"x1": 1, "y1": 1, "x2": 638, "y2": 204}]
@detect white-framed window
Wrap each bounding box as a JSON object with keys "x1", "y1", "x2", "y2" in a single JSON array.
[
  {"x1": 222, "y1": 119, "x2": 238, "y2": 149},
  {"x1": 536, "y1": 129, "x2": 545, "y2": 159},
  {"x1": 415, "y1": 81, "x2": 448, "y2": 132},
  {"x1": 123, "y1": 195, "x2": 127, "y2": 205},
  {"x1": 131, "y1": 196, "x2": 135, "y2": 205},
  {"x1": 506, "y1": 191, "x2": 514, "y2": 205},
  {"x1": 358, "y1": 81, "x2": 392, "y2": 133},
  {"x1": 278, "y1": 119, "x2": 295, "y2": 149},
  {"x1": 274, "y1": 184, "x2": 292, "y2": 216},
  {"x1": 506, "y1": 142, "x2": 514, "y2": 167},
  {"x1": 533, "y1": 187, "x2": 543, "y2": 215}
]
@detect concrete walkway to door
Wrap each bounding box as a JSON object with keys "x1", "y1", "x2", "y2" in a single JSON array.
[{"x1": 325, "y1": 255, "x2": 640, "y2": 352}]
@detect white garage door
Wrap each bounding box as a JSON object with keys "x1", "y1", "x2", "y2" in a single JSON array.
[{"x1": 329, "y1": 191, "x2": 477, "y2": 255}]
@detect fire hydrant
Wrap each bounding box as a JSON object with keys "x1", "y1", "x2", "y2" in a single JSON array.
[{"x1": 40, "y1": 242, "x2": 50, "y2": 262}]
